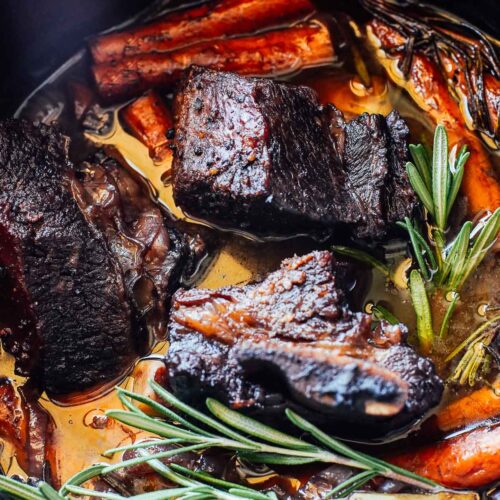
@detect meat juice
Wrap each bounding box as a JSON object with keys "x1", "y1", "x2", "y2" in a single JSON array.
[{"x1": 1, "y1": 0, "x2": 498, "y2": 490}]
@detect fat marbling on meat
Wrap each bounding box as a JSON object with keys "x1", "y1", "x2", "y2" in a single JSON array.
[
  {"x1": 166, "y1": 251, "x2": 442, "y2": 436},
  {"x1": 172, "y1": 67, "x2": 417, "y2": 239}
]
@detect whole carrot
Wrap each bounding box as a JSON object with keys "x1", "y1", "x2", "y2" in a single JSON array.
[
  {"x1": 92, "y1": 21, "x2": 334, "y2": 102},
  {"x1": 388, "y1": 422, "x2": 500, "y2": 489},
  {"x1": 90, "y1": 0, "x2": 314, "y2": 64},
  {"x1": 121, "y1": 91, "x2": 174, "y2": 161}
]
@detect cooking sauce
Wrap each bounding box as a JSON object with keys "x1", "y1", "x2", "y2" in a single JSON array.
[{"x1": 2, "y1": 0, "x2": 499, "y2": 491}]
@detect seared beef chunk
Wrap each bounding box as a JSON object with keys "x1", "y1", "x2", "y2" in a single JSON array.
[
  {"x1": 70, "y1": 155, "x2": 188, "y2": 344},
  {"x1": 0, "y1": 120, "x2": 135, "y2": 394},
  {"x1": 166, "y1": 251, "x2": 442, "y2": 436},
  {"x1": 172, "y1": 67, "x2": 416, "y2": 239}
]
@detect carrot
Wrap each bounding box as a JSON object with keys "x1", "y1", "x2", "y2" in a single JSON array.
[
  {"x1": 434, "y1": 383, "x2": 500, "y2": 433},
  {"x1": 0, "y1": 378, "x2": 25, "y2": 444},
  {"x1": 367, "y1": 19, "x2": 500, "y2": 215},
  {"x1": 92, "y1": 21, "x2": 334, "y2": 102},
  {"x1": 437, "y1": 48, "x2": 499, "y2": 150},
  {"x1": 121, "y1": 90, "x2": 174, "y2": 161},
  {"x1": 89, "y1": 0, "x2": 315, "y2": 64},
  {"x1": 388, "y1": 422, "x2": 500, "y2": 489}
]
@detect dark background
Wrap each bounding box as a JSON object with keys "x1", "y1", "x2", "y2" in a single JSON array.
[{"x1": 0, "y1": 0, "x2": 498, "y2": 118}]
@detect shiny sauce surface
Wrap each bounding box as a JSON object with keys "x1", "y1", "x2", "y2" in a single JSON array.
[{"x1": 1, "y1": 0, "x2": 499, "y2": 491}]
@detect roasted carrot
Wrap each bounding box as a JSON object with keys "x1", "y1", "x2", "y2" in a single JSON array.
[
  {"x1": 434, "y1": 383, "x2": 500, "y2": 433},
  {"x1": 92, "y1": 21, "x2": 334, "y2": 102},
  {"x1": 388, "y1": 422, "x2": 500, "y2": 489},
  {"x1": 367, "y1": 19, "x2": 500, "y2": 214},
  {"x1": 121, "y1": 90, "x2": 174, "y2": 161},
  {"x1": 90, "y1": 0, "x2": 315, "y2": 64},
  {"x1": 436, "y1": 45, "x2": 499, "y2": 150}
]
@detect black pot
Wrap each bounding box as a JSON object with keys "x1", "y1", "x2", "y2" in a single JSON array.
[{"x1": 0, "y1": 0, "x2": 498, "y2": 118}]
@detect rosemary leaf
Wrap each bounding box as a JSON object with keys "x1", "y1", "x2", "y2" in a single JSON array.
[
  {"x1": 103, "y1": 438, "x2": 185, "y2": 458},
  {"x1": 438, "y1": 292, "x2": 460, "y2": 339},
  {"x1": 432, "y1": 124, "x2": 449, "y2": 231},
  {"x1": 118, "y1": 389, "x2": 147, "y2": 415},
  {"x1": 105, "y1": 410, "x2": 206, "y2": 442},
  {"x1": 65, "y1": 484, "x2": 204, "y2": 499},
  {"x1": 137, "y1": 451, "x2": 194, "y2": 487},
  {"x1": 400, "y1": 218, "x2": 431, "y2": 280},
  {"x1": 409, "y1": 270, "x2": 434, "y2": 354},
  {"x1": 396, "y1": 220, "x2": 437, "y2": 275},
  {"x1": 227, "y1": 489, "x2": 274, "y2": 500},
  {"x1": 409, "y1": 143, "x2": 432, "y2": 191},
  {"x1": 439, "y1": 221, "x2": 471, "y2": 288},
  {"x1": 117, "y1": 387, "x2": 215, "y2": 438},
  {"x1": 206, "y1": 398, "x2": 315, "y2": 451},
  {"x1": 332, "y1": 246, "x2": 390, "y2": 278},
  {"x1": 38, "y1": 482, "x2": 64, "y2": 500},
  {"x1": 0, "y1": 477, "x2": 44, "y2": 500},
  {"x1": 285, "y1": 409, "x2": 371, "y2": 467},
  {"x1": 59, "y1": 464, "x2": 107, "y2": 495},
  {"x1": 285, "y1": 409, "x2": 437, "y2": 489},
  {"x1": 239, "y1": 452, "x2": 318, "y2": 465},
  {"x1": 406, "y1": 162, "x2": 434, "y2": 216},
  {"x1": 101, "y1": 443, "x2": 213, "y2": 475},
  {"x1": 324, "y1": 470, "x2": 378, "y2": 499},
  {"x1": 63, "y1": 485, "x2": 125, "y2": 499},
  {"x1": 150, "y1": 381, "x2": 256, "y2": 446},
  {"x1": 169, "y1": 464, "x2": 270, "y2": 498},
  {"x1": 446, "y1": 147, "x2": 468, "y2": 219},
  {"x1": 372, "y1": 304, "x2": 400, "y2": 325},
  {"x1": 458, "y1": 208, "x2": 500, "y2": 289}
]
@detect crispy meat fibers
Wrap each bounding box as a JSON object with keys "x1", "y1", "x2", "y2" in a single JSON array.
[
  {"x1": 166, "y1": 251, "x2": 442, "y2": 436},
  {"x1": 0, "y1": 120, "x2": 135, "y2": 394},
  {"x1": 172, "y1": 67, "x2": 416, "y2": 239}
]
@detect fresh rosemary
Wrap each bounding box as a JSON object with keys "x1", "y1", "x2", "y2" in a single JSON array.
[
  {"x1": 334, "y1": 125, "x2": 500, "y2": 364},
  {"x1": 0, "y1": 381, "x2": 440, "y2": 500}
]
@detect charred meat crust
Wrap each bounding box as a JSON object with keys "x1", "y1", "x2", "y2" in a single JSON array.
[
  {"x1": 0, "y1": 120, "x2": 136, "y2": 394},
  {"x1": 172, "y1": 67, "x2": 416, "y2": 239},
  {"x1": 166, "y1": 251, "x2": 442, "y2": 435}
]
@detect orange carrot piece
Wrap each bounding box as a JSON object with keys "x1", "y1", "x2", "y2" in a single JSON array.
[
  {"x1": 388, "y1": 423, "x2": 500, "y2": 489},
  {"x1": 367, "y1": 19, "x2": 500, "y2": 215},
  {"x1": 121, "y1": 90, "x2": 174, "y2": 161},
  {"x1": 90, "y1": 0, "x2": 315, "y2": 64},
  {"x1": 92, "y1": 21, "x2": 334, "y2": 102},
  {"x1": 435, "y1": 383, "x2": 500, "y2": 433}
]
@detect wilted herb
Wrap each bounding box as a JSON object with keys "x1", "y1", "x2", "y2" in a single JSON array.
[{"x1": 447, "y1": 315, "x2": 500, "y2": 387}]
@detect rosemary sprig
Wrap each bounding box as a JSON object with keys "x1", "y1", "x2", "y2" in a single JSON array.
[
  {"x1": 47, "y1": 381, "x2": 438, "y2": 500},
  {"x1": 335, "y1": 125, "x2": 499, "y2": 359},
  {"x1": 0, "y1": 477, "x2": 45, "y2": 500},
  {"x1": 372, "y1": 304, "x2": 400, "y2": 325}
]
